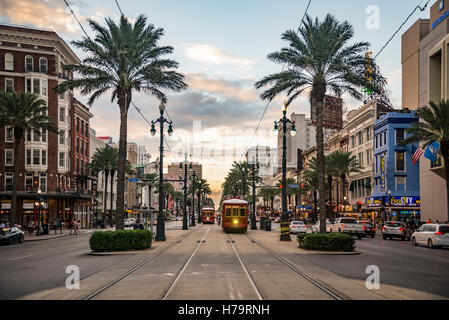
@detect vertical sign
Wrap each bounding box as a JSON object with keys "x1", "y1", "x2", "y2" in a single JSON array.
[{"x1": 380, "y1": 155, "x2": 385, "y2": 193}]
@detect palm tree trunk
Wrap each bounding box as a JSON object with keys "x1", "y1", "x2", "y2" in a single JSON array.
[
  {"x1": 328, "y1": 175, "x2": 333, "y2": 223},
  {"x1": 115, "y1": 92, "x2": 130, "y2": 230},
  {"x1": 10, "y1": 129, "x2": 23, "y2": 225},
  {"x1": 442, "y1": 146, "x2": 449, "y2": 222},
  {"x1": 103, "y1": 170, "x2": 109, "y2": 226},
  {"x1": 109, "y1": 170, "x2": 115, "y2": 227},
  {"x1": 315, "y1": 90, "x2": 327, "y2": 233}
]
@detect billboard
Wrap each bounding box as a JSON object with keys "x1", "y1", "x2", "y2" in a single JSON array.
[
  {"x1": 311, "y1": 95, "x2": 343, "y2": 129},
  {"x1": 380, "y1": 155, "x2": 386, "y2": 193}
]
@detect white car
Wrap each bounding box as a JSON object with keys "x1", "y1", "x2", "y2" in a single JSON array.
[
  {"x1": 129, "y1": 218, "x2": 136, "y2": 225},
  {"x1": 289, "y1": 221, "x2": 308, "y2": 234},
  {"x1": 124, "y1": 219, "x2": 131, "y2": 227},
  {"x1": 312, "y1": 220, "x2": 333, "y2": 233},
  {"x1": 411, "y1": 224, "x2": 449, "y2": 248}
]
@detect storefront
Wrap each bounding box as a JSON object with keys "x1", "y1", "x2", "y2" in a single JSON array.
[
  {"x1": 296, "y1": 205, "x2": 313, "y2": 219},
  {"x1": 365, "y1": 196, "x2": 421, "y2": 223}
]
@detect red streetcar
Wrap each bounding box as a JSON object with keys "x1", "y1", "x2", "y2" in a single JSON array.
[
  {"x1": 221, "y1": 196, "x2": 248, "y2": 233},
  {"x1": 201, "y1": 207, "x2": 215, "y2": 224}
]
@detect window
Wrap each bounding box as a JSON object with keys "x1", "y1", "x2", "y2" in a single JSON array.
[
  {"x1": 5, "y1": 149, "x2": 13, "y2": 166},
  {"x1": 59, "y1": 107, "x2": 66, "y2": 122},
  {"x1": 395, "y1": 176, "x2": 406, "y2": 191},
  {"x1": 358, "y1": 132, "x2": 363, "y2": 145},
  {"x1": 41, "y1": 150, "x2": 47, "y2": 166},
  {"x1": 41, "y1": 128, "x2": 46, "y2": 143},
  {"x1": 25, "y1": 56, "x2": 33, "y2": 72},
  {"x1": 375, "y1": 155, "x2": 378, "y2": 173},
  {"x1": 81, "y1": 120, "x2": 84, "y2": 135},
  {"x1": 80, "y1": 141, "x2": 84, "y2": 155},
  {"x1": 379, "y1": 133, "x2": 383, "y2": 147},
  {"x1": 225, "y1": 208, "x2": 231, "y2": 217},
  {"x1": 351, "y1": 136, "x2": 355, "y2": 149},
  {"x1": 33, "y1": 78, "x2": 40, "y2": 94},
  {"x1": 396, "y1": 151, "x2": 405, "y2": 172},
  {"x1": 5, "y1": 78, "x2": 14, "y2": 92},
  {"x1": 5, "y1": 53, "x2": 13, "y2": 70},
  {"x1": 395, "y1": 128, "x2": 405, "y2": 145},
  {"x1": 26, "y1": 129, "x2": 31, "y2": 142},
  {"x1": 5, "y1": 172, "x2": 13, "y2": 191},
  {"x1": 384, "y1": 131, "x2": 387, "y2": 145},
  {"x1": 240, "y1": 207, "x2": 246, "y2": 216},
  {"x1": 39, "y1": 174, "x2": 47, "y2": 193},
  {"x1": 81, "y1": 161, "x2": 84, "y2": 174},
  {"x1": 41, "y1": 78, "x2": 47, "y2": 96},
  {"x1": 25, "y1": 173, "x2": 33, "y2": 191},
  {"x1": 76, "y1": 138, "x2": 79, "y2": 153},
  {"x1": 59, "y1": 130, "x2": 65, "y2": 145},
  {"x1": 26, "y1": 78, "x2": 32, "y2": 93},
  {"x1": 39, "y1": 57, "x2": 48, "y2": 73},
  {"x1": 76, "y1": 118, "x2": 80, "y2": 132},
  {"x1": 59, "y1": 91, "x2": 65, "y2": 100},
  {"x1": 33, "y1": 129, "x2": 40, "y2": 142},
  {"x1": 375, "y1": 135, "x2": 378, "y2": 149},
  {"x1": 33, "y1": 150, "x2": 40, "y2": 165},
  {"x1": 59, "y1": 152, "x2": 66, "y2": 168},
  {"x1": 5, "y1": 127, "x2": 13, "y2": 142},
  {"x1": 366, "y1": 149, "x2": 370, "y2": 165},
  {"x1": 358, "y1": 152, "x2": 364, "y2": 166},
  {"x1": 85, "y1": 142, "x2": 88, "y2": 156},
  {"x1": 366, "y1": 127, "x2": 371, "y2": 141},
  {"x1": 430, "y1": 155, "x2": 443, "y2": 168},
  {"x1": 232, "y1": 207, "x2": 239, "y2": 217},
  {"x1": 26, "y1": 149, "x2": 31, "y2": 165}
]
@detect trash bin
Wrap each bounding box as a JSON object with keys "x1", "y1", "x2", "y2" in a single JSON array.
[
  {"x1": 42, "y1": 224, "x2": 49, "y2": 235},
  {"x1": 265, "y1": 220, "x2": 271, "y2": 231},
  {"x1": 260, "y1": 217, "x2": 266, "y2": 230}
]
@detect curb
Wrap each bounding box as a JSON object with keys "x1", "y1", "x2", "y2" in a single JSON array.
[
  {"x1": 87, "y1": 247, "x2": 153, "y2": 255},
  {"x1": 299, "y1": 250, "x2": 362, "y2": 255},
  {"x1": 24, "y1": 234, "x2": 72, "y2": 242}
]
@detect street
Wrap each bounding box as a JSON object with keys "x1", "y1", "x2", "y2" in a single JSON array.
[{"x1": 2, "y1": 222, "x2": 448, "y2": 300}]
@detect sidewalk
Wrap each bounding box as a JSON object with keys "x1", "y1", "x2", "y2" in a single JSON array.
[{"x1": 24, "y1": 227, "x2": 114, "y2": 241}]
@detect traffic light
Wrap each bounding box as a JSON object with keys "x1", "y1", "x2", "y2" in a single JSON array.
[{"x1": 357, "y1": 201, "x2": 362, "y2": 212}]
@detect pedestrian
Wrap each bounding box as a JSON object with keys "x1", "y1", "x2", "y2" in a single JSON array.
[
  {"x1": 75, "y1": 220, "x2": 80, "y2": 235},
  {"x1": 426, "y1": 218, "x2": 433, "y2": 224},
  {"x1": 0, "y1": 221, "x2": 5, "y2": 228},
  {"x1": 217, "y1": 215, "x2": 221, "y2": 226},
  {"x1": 69, "y1": 220, "x2": 75, "y2": 235}
]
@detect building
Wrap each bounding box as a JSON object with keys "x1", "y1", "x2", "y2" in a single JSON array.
[
  {"x1": 138, "y1": 145, "x2": 150, "y2": 165},
  {"x1": 402, "y1": 0, "x2": 449, "y2": 221},
  {"x1": 368, "y1": 110, "x2": 420, "y2": 222},
  {"x1": 277, "y1": 113, "x2": 316, "y2": 171},
  {"x1": 245, "y1": 146, "x2": 277, "y2": 178},
  {"x1": 167, "y1": 162, "x2": 203, "y2": 181},
  {"x1": 0, "y1": 24, "x2": 96, "y2": 227}
]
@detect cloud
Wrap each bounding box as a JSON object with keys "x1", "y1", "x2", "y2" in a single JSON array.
[
  {"x1": 183, "y1": 44, "x2": 253, "y2": 68},
  {"x1": 386, "y1": 68, "x2": 401, "y2": 85}
]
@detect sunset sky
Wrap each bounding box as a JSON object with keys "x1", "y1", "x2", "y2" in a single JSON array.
[{"x1": 0, "y1": 0, "x2": 432, "y2": 204}]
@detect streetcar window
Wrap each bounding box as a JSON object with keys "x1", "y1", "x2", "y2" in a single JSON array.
[
  {"x1": 225, "y1": 208, "x2": 231, "y2": 217},
  {"x1": 232, "y1": 207, "x2": 239, "y2": 216},
  {"x1": 240, "y1": 207, "x2": 246, "y2": 216}
]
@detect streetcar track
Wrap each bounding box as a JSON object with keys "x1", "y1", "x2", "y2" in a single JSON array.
[
  {"x1": 226, "y1": 234, "x2": 266, "y2": 300},
  {"x1": 243, "y1": 234, "x2": 347, "y2": 300},
  {"x1": 83, "y1": 226, "x2": 203, "y2": 300},
  {"x1": 159, "y1": 228, "x2": 210, "y2": 300}
]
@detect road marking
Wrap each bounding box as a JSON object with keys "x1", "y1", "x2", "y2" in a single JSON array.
[{"x1": 10, "y1": 254, "x2": 33, "y2": 261}]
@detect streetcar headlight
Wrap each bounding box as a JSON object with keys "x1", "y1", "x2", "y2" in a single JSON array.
[{"x1": 233, "y1": 219, "x2": 238, "y2": 224}]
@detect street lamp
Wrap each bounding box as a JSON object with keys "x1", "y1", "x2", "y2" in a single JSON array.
[
  {"x1": 179, "y1": 153, "x2": 194, "y2": 229},
  {"x1": 36, "y1": 189, "x2": 43, "y2": 236},
  {"x1": 191, "y1": 171, "x2": 197, "y2": 225},
  {"x1": 150, "y1": 102, "x2": 173, "y2": 242},
  {"x1": 250, "y1": 158, "x2": 259, "y2": 230},
  {"x1": 274, "y1": 101, "x2": 296, "y2": 241}
]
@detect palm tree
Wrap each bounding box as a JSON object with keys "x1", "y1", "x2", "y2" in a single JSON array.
[
  {"x1": 255, "y1": 14, "x2": 383, "y2": 233},
  {"x1": 0, "y1": 91, "x2": 58, "y2": 225},
  {"x1": 195, "y1": 179, "x2": 211, "y2": 222},
  {"x1": 402, "y1": 100, "x2": 449, "y2": 221},
  {"x1": 155, "y1": 182, "x2": 174, "y2": 218},
  {"x1": 139, "y1": 173, "x2": 158, "y2": 209},
  {"x1": 90, "y1": 147, "x2": 118, "y2": 225},
  {"x1": 303, "y1": 168, "x2": 319, "y2": 223},
  {"x1": 55, "y1": 15, "x2": 187, "y2": 229}
]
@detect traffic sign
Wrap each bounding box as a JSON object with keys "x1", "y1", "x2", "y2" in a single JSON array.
[
  {"x1": 129, "y1": 178, "x2": 139, "y2": 182},
  {"x1": 288, "y1": 184, "x2": 300, "y2": 188}
]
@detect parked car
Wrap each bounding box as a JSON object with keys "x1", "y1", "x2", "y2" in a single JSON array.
[
  {"x1": 332, "y1": 217, "x2": 365, "y2": 239},
  {"x1": 289, "y1": 221, "x2": 308, "y2": 234},
  {"x1": 129, "y1": 218, "x2": 136, "y2": 225},
  {"x1": 0, "y1": 227, "x2": 25, "y2": 245},
  {"x1": 382, "y1": 221, "x2": 412, "y2": 240},
  {"x1": 312, "y1": 220, "x2": 333, "y2": 233},
  {"x1": 358, "y1": 221, "x2": 376, "y2": 238},
  {"x1": 124, "y1": 219, "x2": 131, "y2": 227},
  {"x1": 411, "y1": 224, "x2": 449, "y2": 248}
]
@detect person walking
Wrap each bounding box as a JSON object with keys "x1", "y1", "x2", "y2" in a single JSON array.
[
  {"x1": 426, "y1": 218, "x2": 433, "y2": 224},
  {"x1": 69, "y1": 220, "x2": 75, "y2": 235},
  {"x1": 75, "y1": 220, "x2": 80, "y2": 235}
]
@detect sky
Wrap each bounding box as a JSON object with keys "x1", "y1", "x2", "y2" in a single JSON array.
[{"x1": 0, "y1": 0, "x2": 433, "y2": 204}]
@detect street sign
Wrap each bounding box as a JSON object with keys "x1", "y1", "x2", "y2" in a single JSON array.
[
  {"x1": 288, "y1": 184, "x2": 300, "y2": 188},
  {"x1": 129, "y1": 178, "x2": 139, "y2": 182}
]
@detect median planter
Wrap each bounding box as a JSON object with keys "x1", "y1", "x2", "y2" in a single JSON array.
[
  {"x1": 297, "y1": 233, "x2": 355, "y2": 252},
  {"x1": 89, "y1": 230, "x2": 152, "y2": 252}
]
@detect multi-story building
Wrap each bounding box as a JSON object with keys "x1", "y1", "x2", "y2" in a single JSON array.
[
  {"x1": 167, "y1": 162, "x2": 202, "y2": 181},
  {"x1": 0, "y1": 24, "x2": 95, "y2": 227},
  {"x1": 402, "y1": 0, "x2": 449, "y2": 221},
  {"x1": 368, "y1": 110, "x2": 420, "y2": 222},
  {"x1": 138, "y1": 145, "x2": 150, "y2": 165},
  {"x1": 245, "y1": 146, "x2": 277, "y2": 178}
]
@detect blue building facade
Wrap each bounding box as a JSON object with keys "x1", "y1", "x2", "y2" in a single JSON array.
[{"x1": 366, "y1": 110, "x2": 421, "y2": 222}]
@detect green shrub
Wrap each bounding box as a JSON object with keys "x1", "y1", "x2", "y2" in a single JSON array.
[
  {"x1": 297, "y1": 233, "x2": 307, "y2": 248},
  {"x1": 299, "y1": 233, "x2": 355, "y2": 252},
  {"x1": 89, "y1": 230, "x2": 152, "y2": 252}
]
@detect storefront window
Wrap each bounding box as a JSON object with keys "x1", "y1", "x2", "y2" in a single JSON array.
[{"x1": 396, "y1": 151, "x2": 405, "y2": 172}]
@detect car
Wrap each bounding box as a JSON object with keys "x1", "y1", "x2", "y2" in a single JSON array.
[
  {"x1": 312, "y1": 220, "x2": 333, "y2": 233},
  {"x1": 411, "y1": 224, "x2": 449, "y2": 248},
  {"x1": 289, "y1": 221, "x2": 308, "y2": 234},
  {"x1": 332, "y1": 217, "x2": 365, "y2": 239},
  {"x1": 358, "y1": 221, "x2": 376, "y2": 238},
  {"x1": 0, "y1": 227, "x2": 25, "y2": 245},
  {"x1": 129, "y1": 218, "x2": 136, "y2": 225},
  {"x1": 124, "y1": 219, "x2": 131, "y2": 227},
  {"x1": 382, "y1": 221, "x2": 411, "y2": 240}
]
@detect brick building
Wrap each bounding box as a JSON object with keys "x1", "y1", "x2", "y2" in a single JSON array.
[{"x1": 0, "y1": 24, "x2": 94, "y2": 228}]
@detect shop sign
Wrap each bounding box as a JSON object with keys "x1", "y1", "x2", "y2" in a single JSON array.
[
  {"x1": 23, "y1": 202, "x2": 34, "y2": 209},
  {"x1": 1, "y1": 203, "x2": 11, "y2": 209},
  {"x1": 365, "y1": 197, "x2": 383, "y2": 207},
  {"x1": 390, "y1": 196, "x2": 420, "y2": 207},
  {"x1": 433, "y1": 5, "x2": 449, "y2": 28},
  {"x1": 380, "y1": 155, "x2": 386, "y2": 192},
  {"x1": 297, "y1": 205, "x2": 313, "y2": 211}
]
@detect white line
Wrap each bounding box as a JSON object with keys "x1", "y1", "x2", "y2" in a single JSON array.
[
  {"x1": 161, "y1": 228, "x2": 210, "y2": 300},
  {"x1": 10, "y1": 254, "x2": 33, "y2": 261}
]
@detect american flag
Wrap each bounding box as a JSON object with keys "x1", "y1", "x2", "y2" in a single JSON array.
[{"x1": 412, "y1": 145, "x2": 424, "y2": 166}]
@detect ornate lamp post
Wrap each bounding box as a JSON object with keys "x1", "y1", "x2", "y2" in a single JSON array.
[
  {"x1": 150, "y1": 102, "x2": 173, "y2": 241},
  {"x1": 250, "y1": 159, "x2": 259, "y2": 230},
  {"x1": 36, "y1": 189, "x2": 43, "y2": 235},
  {"x1": 179, "y1": 153, "x2": 193, "y2": 229},
  {"x1": 191, "y1": 171, "x2": 197, "y2": 226},
  {"x1": 274, "y1": 102, "x2": 296, "y2": 241}
]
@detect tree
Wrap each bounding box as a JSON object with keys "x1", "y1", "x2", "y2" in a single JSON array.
[
  {"x1": 55, "y1": 15, "x2": 187, "y2": 229},
  {"x1": 139, "y1": 173, "x2": 158, "y2": 209},
  {"x1": 0, "y1": 91, "x2": 58, "y2": 225},
  {"x1": 255, "y1": 14, "x2": 383, "y2": 233},
  {"x1": 90, "y1": 147, "x2": 118, "y2": 224},
  {"x1": 402, "y1": 100, "x2": 449, "y2": 221}
]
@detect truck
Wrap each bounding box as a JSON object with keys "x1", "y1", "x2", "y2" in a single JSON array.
[{"x1": 331, "y1": 217, "x2": 365, "y2": 239}]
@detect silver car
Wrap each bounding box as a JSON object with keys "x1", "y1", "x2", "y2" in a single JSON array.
[
  {"x1": 381, "y1": 221, "x2": 412, "y2": 240},
  {"x1": 289, "y1": 221, "x2": 308, "y2": 234},
  {"x1": 312, "y1": 220, "x2": 333, "y2": 233},
  {"x1": 411, "y1": 224, "x2": 449, "y2": 248}
]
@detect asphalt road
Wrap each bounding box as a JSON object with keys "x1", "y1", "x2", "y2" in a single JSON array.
[
  {"x1": 0, "y1": 221, "x2": 185, "y2": 300},
  {"x1": 301, "y1": 234, "x2": 449, "y2": 298}
]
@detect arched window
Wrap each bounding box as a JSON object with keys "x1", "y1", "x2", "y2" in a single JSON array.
[
  {"x1": 25, "y1": 55, "x2": 33, "y2": 72},
  {"x1": 5, "y1": 53, "x2": 13, "y2": 71},
  {"x1": 39, "y1": 57, "x2": 48, "y2": 73}
]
